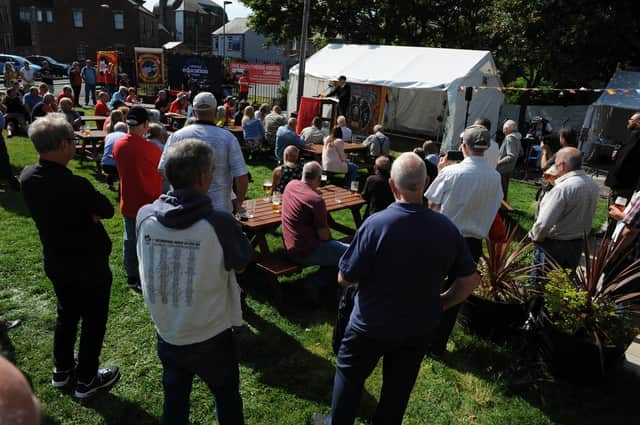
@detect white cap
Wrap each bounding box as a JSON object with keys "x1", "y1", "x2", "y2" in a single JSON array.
[{"x1": 193, "y1": 92, "x2": 217, "y2": 111}]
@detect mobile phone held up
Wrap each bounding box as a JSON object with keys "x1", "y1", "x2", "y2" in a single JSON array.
[{"x1": 446, "y1": 150, "x2": 464, "y2": 162}]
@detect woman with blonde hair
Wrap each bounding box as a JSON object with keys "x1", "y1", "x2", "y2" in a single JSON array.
[
  {"x1": 242, "y1": 105, "x2": 264, "y2": 152},
  {"x1": 322, "y1": 126, "x2": 358, "y2": 187},
  {"x1": 105, "y1": 109, "x2": 124, "y2": 133}
]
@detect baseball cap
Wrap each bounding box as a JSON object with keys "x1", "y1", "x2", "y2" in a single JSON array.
[
  {"x1": 462, "y1": 125, "x2": 490, "y2": 150},
  {"x1": 126, "y1": 105, "x2": 149, "y2": 126},
  {"x1": 193, "y1": 92, "x2": 217, "y2": 111}
]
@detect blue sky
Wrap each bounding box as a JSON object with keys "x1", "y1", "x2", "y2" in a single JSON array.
[{"x1": 143, "y1": 0, "x2": 251, "y2": 20}]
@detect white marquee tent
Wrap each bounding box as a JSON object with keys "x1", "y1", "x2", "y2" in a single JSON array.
[
  {"x1": 581, "y1": 70, "x2": 640, "y2": 152},
  {"x1": 288, "y1": 43, "x2": 504, "y2": 151}
]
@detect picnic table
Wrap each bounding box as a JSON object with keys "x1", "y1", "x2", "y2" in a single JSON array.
[
  {"x1": 301, "y1": 142, "x2": 368, "y2": 162},
  {"x1": 239, "y1": 184, "x2": 364, "y2": 257},
  {"x1": 238, "y1": 184, "x2": 364, "y2": 300},
  {"x1": 80, "y1": 115, "x2": 108, "y2": 130},
  {"x1": 224, "y1": 125, "x2": 244, "y2": 140},
  {"x1": 74, "y1": 130, "x2": 107, "y2": 167},
  {"x1": 125, "y1": 102, "x2": 156, "y2": 110}
]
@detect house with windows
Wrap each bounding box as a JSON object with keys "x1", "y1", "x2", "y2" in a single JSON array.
[
  {"x1": 6, "y1": 0, "x2": 159, "y2": 66},
  {"x1": 146, "y1": 0, "x2": 227, "y2": 54},
  {"x1": 212, "y1": 17, "x2": 300, "y2": 78}
]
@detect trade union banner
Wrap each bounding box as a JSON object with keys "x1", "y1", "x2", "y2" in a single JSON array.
[
  {"x1": 348, "y1": 83, "x2": 388, "y2": 135},
  {"x1": 229, "y1": 62, "x2": 282, "y2": 85},
  {"x1": 134, "y1": 47, "x2": 165, "y2": 95},
  {"x1": 96, "y1": 51, "x2": 118, "y2": 85}
]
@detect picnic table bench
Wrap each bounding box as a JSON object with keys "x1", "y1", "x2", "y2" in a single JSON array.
[
  {"x1": 74, "y1": 130, "x2": 107, "y2": 168},
  {"x1": 80, "y1": 115, "x2": 108, "y2": 130},
  {"x1": 237, "y1": 185, "x2": 365, "y2": 301}
]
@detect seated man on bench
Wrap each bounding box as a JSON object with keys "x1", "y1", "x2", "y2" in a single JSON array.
[{"x1": 282, "y1": 161, "x2": 349, "y2": 302}]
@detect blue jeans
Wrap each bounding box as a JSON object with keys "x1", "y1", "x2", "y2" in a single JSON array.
[
  {"x1": 345, "y1": 162, "x2": 358, "y2": 188},
  {"x1": 123, "y1": 216, "x2": 139, "y2": 283},
  {"x1": 157, "y1": 329, "x2": 245, "y2": 425},
  {"x1": 325, "y1": 324, "x2": 429, "y2": 425},
  {"x1": 295, "y1": 240, "x2": 349, "y2": 288},
  {"x1": 84, "y1": 83, "x2": 96, "y2": 105}
]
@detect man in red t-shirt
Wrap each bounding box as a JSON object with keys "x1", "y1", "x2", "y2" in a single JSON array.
[
  {"x1": 238, "y1": 71, "x2": 249, "y2": 102},
  {"x1": 94, "y1": 91, "x2": 110, "y2": 116},
  {"x1": 55, "y1": 86, "x2": 75, "y2": 107},
  {"x1": 113, "y1": 106, "x2": 163, "y2": 292},
  {"x1": 281, "y1": 161, "x2": 348, "y2": 296}
]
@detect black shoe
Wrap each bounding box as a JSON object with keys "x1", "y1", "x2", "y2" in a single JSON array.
[
  {"x1": 74, "y1": 366, "x2": 120, "y2": 399},
  {"x1": 1, "y1": 319, "x2": 20, "y2": 331},
  {"x1": 52, "y1": 367, "x2": 74, "y2": 388},
  {"x1": 127, "y1": 279, "x2": 142, "y2": 294},
  {"x1": 8, "y1": 177, "x2": 20, "y2": 192}
]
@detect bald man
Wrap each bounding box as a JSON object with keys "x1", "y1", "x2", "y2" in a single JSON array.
[
  {"x1": 0, "y1": 356, "x2": 41, "y2": 425},
  {"x1": 275, "y1": 117, "x2": 305, "y2": 160},
  {"x1": 530, "y1": 147, "x2": 599, "y2": 271}
]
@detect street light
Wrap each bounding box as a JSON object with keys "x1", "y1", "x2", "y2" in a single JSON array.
[{"x1": 222, "y1": 1, "x2": 231, "y2": 59}]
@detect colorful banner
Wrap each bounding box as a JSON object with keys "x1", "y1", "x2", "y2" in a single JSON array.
[
  {"x1": 348, "y1": 83, "x2": 388, "y2": 135},
  {"x1": 134, "y1": 47, "x2": 165, "y2": 96},
  {"x1": 229, "y1": 62, "x2": 282, "y2": 85},
  {"x1": 96, "y1": 51, "x2": 118, "y2": 85}
]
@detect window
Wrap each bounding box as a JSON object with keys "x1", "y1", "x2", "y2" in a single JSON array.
[
  {"x1": 229, "y1": 36, "x2": 241, "y2": 51},
  {"x1": 113, "y1": 11, "x2": 124, "y2": 30},
  {"x1": 72, "y1": 9, "x2": 83, "y2": 28},
  {"x1": 77, "y1": 44, "x2": 87, "y2": 60},
  {"x1": 36, "y1": 9, "x2": 43, "y2": 22},
  {"x1": 46, "y1": 10, "x2": 53, "y2": 23},
  {"x1": 19, "y1": 7, "x2": 31, "y2": 23}
]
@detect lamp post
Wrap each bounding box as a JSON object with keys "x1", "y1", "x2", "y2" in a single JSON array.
[
  {"x1": 222, "y1": 1, "x2": 231, "y2": 59},
  {"x1": 296, "y1": 0, "x2": 311, "y2": 111}
]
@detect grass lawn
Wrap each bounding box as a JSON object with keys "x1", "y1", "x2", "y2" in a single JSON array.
[{"x1": 0, "y1": 127, "x2": 636, "y2": 425}]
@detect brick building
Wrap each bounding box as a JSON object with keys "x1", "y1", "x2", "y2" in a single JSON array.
[{"x1": 7, "y1": 0, "x2": 159, "y2": 66}]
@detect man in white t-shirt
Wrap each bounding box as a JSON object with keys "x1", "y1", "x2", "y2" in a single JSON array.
[
  {"x1": 137, "y1": 139, "x2": 251, "y2": 425},
  {"x1": 19, "y1": 62, "x2": 35, "y2": 89},
  {"x1": 158, "y1": 92, "x2": 249, "y2": 213}
]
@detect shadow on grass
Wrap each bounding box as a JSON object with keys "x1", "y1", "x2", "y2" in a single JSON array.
[
  {"x1": 0, "y1": 189, "x2": 30, "y2": 217},
  {"x1": 445, "y1": 329, "x2": 640, "y2": 425},
  {"x1": 78, "y1": 393, "x2": 159, "y2": 425},
  {"x1": 239, "y1": 303, "x2": 378, "y2": 414}
]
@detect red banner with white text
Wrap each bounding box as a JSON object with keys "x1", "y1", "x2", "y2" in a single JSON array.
[{"x1": 229, "y1": 62, "x2": 282, "y2": 85}]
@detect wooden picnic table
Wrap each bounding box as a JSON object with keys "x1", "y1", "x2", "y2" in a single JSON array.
[
  {"x1": 75, "y1": 130, "x2": 107, "y2": 167},
  {"x1": 238, "y1": 184, "x2": 364, "y2": 256},
  {"x1": 80, "y1": 115, "x2": 108, "y2": 130},
  {"x1": 125, "y1": 102, "x2": 156, "y2": 110},
  {"x1": 301, "y1": 142, "x2": 367, "y2": 161},
  {"x1": 224, "y1": 125, "x2": 244, "y2": 142}
]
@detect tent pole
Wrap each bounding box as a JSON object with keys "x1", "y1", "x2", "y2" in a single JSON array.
[{"x1": 296, "y1": 0, "x2": 311, "y2": 112}]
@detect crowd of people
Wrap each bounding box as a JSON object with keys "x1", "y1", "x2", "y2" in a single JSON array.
[{"x1": 2, "y1": 64, "x2": 640, "y2": 424}]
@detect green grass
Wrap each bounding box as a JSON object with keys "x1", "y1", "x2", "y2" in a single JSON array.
[{"x1": 1, "y1": 132, "x2": 637, "y2": 425}]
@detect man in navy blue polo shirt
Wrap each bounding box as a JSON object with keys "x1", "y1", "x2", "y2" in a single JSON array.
[{"x1": 318, "y1": 152, "x2": 480, "y2": 425}]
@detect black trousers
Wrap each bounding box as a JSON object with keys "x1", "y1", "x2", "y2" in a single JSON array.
[
  {"x1": 72, "y1": 85, "x2": 82, "y2": 107},
  {"x1": 48, "y1": 260, "x2": 112, "y2": 383},
  {"x1": 0, "y1": 134, "x2": 18, "y2": 188},
  {"x1": 536, "y1": 238, "x2": 583, "y2": 272},
  {"x1": 430, "y1": 237, "x2": 482, "y2": 355}
]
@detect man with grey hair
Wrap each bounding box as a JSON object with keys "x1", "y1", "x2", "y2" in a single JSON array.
[
  {"x1": 530, "y1": 147, "x2": 599, "y2": 271},
  {"x1": 20, "y1": 113, "x2": 120, "y2": 399},
  {"x1": 282, "y1": 161, "x2": 349, "y2": 293},
  {"x1": 101, "y1": 121, "x2": 128, "y2": 190},
  {"x1": 496, "y1": 119, "x2": 522, "y2": 200},
  {"x1": 317, "y1": 152, "x2": 479, "y2": 425},
  {"x1": 425, "y1": 125, "x2": 502, "y2": 357},
  {"x1": 137, "y1": 139, "x2": 251, "y2": 424},
  {"x1": 362, "y1": 124, "x2": 390, "y2": 157},
  {"x1": 159, "y1": 92, "x2": 250, "y2": 214},
  {"x1": 148, "y1": 122, "x2": 168, "y2": 151},
  {"x1": 275, "y1": 117, "x2": 305, "y2": 160},
  {"x1": 264, "y1": 105, "x2": 287, "y2": 147},
  {"x1": 361, "y1": 155, "x2": 393, "y2": 218},
  {"x1": 336, "y1": 115, "x2": 352, "y2": 142}
]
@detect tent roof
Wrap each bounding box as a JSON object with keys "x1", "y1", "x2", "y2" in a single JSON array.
[
  {"x1": 592, "y1": 70, "x2": 640, "y2": 110},
  {"x1": 289, "y1": 43, "x2": 499, "y2": 90}
]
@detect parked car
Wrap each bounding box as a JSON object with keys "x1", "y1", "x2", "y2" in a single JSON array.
[
  {"x1": 25, "y1": 55, "x2": 69, "y2": 77},
  {"x1": 0, "y1": 54, "x2": 42, "y2": 80}
]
